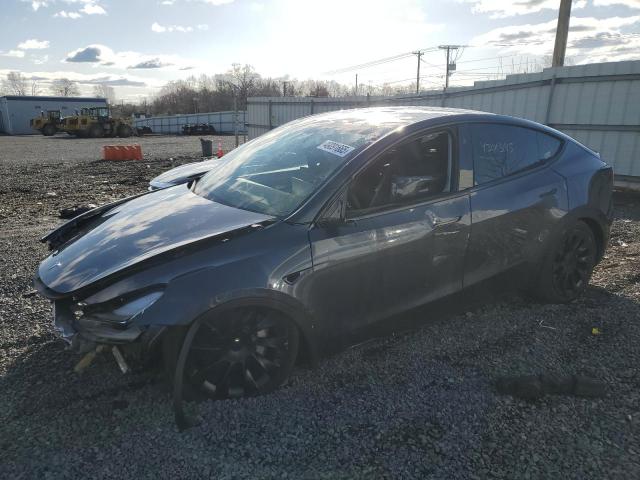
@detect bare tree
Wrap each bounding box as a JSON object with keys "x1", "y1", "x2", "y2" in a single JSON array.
[
  {"x1": 148, "y1": 65, "x2": 354, "y2": 115},
  {"x1": 1, "y1": 71, "x2": 29, "y2": 95},
  {"x1": 31, "y1": 79, "x2": 40, "y2": 96},
  {"x1": 50, "y1": 78, "x2": 80, "y2": 97},
  {"x1": 92, "y1": 83, "x2": 116, "y2": 104}
]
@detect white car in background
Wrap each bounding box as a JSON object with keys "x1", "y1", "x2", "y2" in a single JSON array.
[{"x1": 149, "y1": 158, "x2": 220, "y2": 190}]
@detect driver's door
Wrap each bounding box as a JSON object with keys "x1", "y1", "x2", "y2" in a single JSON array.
[{"x1": 306, "y1": 128, "x2": 471, "y2": 333}]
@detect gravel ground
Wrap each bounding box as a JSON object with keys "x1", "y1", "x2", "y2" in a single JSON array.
[
  {"x1": 0, "y1": 136, "x2": 639, "y2": 479},
  {"x1": 0, "y1": 133, "x2": 242, "y2": 166}
]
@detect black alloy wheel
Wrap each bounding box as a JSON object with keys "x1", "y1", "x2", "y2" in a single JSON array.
[
  {"x1": 182, "y1": 308, "x2": 299, "y2": 399},
  {"x1": 551, "y1": 224, "x2": 596, "y2": 298}
]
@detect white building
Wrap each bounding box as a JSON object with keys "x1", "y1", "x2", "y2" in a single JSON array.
[{"x1": 0, "y1": 96, "x2": 107, "y2": 135}]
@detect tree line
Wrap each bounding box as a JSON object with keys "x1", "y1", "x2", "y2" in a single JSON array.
[{"x1": 0, "y1": 64, "x2": 424, "y2": 116}]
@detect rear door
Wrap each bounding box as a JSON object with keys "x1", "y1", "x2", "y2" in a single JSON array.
[{"x1": 460, "y1": 122, "x2": 569, "y2": 286}]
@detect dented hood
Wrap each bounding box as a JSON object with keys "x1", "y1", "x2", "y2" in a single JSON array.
[{"x1": 38, "y1": 184, "x2": 274, "y2": 294}]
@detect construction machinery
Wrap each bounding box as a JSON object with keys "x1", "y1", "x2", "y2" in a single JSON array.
[
  {"x1": 60, "y1": 107, "x2": 134, "y2": 138},
  {"x1": 30, "y1": 110, "x2": 63, "y2": 136}
]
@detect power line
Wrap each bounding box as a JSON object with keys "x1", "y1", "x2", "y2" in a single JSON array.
[
  {"x1": 323, "y1": 52, "x2": 414, "y2": 75},
  {"x1": 323, "y1": 47, "x2": 439, "y2": 75},
  {"x1": 456, "y1": 53, "x2": 522, "y2": 64}
]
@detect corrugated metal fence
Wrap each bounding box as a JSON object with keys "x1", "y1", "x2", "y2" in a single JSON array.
[
  {"x1": 134, "y1": 110, "x2": 247, "y2": 135},
  {"x1": 246, "y1": 60, "x2": 640, "y2": 183}
]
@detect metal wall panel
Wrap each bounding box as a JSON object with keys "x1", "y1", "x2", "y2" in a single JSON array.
[
  {"x1": 134, "y1": 111, "x2": 247, "y2": 135},
  {"x1": 0, "y1": 96, "x2": 107, "y2": 135},
  {"x1": 246, "y1": 60, "x2": 640, "y2": 181}
]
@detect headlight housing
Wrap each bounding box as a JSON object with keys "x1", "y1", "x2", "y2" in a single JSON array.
[{"x1": 78, "y1": 290, "x2": 163, "y2": 328}]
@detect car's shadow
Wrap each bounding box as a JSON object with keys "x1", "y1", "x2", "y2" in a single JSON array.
[
  {"x1": 2, "y1": 273, "x2": 639, "y2": 431},
  {"x1": 2, "y1": 269, "x2": 640, "y2": 480},
  {"x1": 348, "y1": 273, "x2": 520, "y2": 348}
]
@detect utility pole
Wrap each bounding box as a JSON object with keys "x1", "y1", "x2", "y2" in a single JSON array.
[
  {"x1": 439, "y1": 45, "x2": 461, "y2": 89},
  {"x1": 282, "y1": 81, "x2": 289, "y2": 97},
  {"x1": 233, "y1": 94, "x2": 239, "y2": 148},
  {"x1": 355, "y1": 74, "x2": 358, "y2": 96},
  {"x1": 413, "y1": 50, "x2": 423, "y2": 94},
  {"x1": 552, "y1": 0, "x2": 572, "y2": 67}
]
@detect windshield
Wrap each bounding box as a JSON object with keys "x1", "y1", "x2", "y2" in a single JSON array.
[{"x1": 193, "y1": 112, "x2": 401, "y2": 217}]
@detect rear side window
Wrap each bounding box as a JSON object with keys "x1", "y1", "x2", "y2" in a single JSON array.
[
  {"x1": 470, "y1": 124, "x2": 561, "y2": 185},
  {"x1": 536, "y1": 131, "x2": 562, "y2": 160}
]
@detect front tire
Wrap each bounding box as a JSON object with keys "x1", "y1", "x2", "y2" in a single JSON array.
[
  {"x1": 89, "y1": 124, "x2": 104, "y2": 138},
  {"x1": 164, "y1": 307, "x2": 299, "y2": 400},
  {"x1": 533, "y1": 221, "x2": 597, "y2": 303},
  {"x1": 42, "y1": 124, "x2": 56, "y2": 136}
]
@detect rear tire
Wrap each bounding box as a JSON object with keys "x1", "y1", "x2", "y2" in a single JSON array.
[
  {"x1": 163, "y1": 307, "x2": 299, "y2": 400},
  {"x1": 533, "y1": 221, "x2": 597, "y2": 303},
  {"x1": 42, "y1": 124, "x2": 56, "y2": 136}
]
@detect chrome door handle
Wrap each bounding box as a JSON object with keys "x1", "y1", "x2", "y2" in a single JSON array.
[{"x1": 432, "y1": 215, "x2": 462, "y2": 227}]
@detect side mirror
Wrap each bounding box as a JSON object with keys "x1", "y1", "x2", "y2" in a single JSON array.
[
  {"x1": 317, "y1": 194, "x2": 346, "y2": 228},
  {"x1": 317, "y1": 216, "x2": 344, "y2": 228}
]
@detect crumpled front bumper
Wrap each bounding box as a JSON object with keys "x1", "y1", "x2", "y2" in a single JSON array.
[{"x1": 52, "y1": 299, "x2": 144, "y2": 353}]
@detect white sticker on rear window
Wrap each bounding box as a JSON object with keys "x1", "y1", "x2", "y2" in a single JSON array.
[{"x1": 317, "y1": 140, "x2": 355, "y2": 158}]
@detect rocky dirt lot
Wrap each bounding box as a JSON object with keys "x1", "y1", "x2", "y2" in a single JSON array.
[
  {"x1": 0, "y1": 135, "x2": 639, "y2": 479},
  {"x1": 0, "y1": 133, "x2": 242, "y2": 165}
]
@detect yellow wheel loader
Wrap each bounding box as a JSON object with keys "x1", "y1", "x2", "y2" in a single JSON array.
[
  {"x1": 30, "y1": 110, "x2": 63, "y2": 136},
  {"x1": 60, "y1": 107, "x2": 134, "y2": 138}
]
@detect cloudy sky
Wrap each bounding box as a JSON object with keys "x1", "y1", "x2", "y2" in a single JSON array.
[{"x1": 1, "y1": 0, "x2": 639, "y2": 100}]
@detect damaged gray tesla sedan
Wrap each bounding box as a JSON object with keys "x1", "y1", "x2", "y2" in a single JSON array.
[{"x1": 34, "y1": 107, "x2": 613, "y2": 400}]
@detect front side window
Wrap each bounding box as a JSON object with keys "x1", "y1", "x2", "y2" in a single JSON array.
[
  {"x1": 470, "y1": 124, "x2": 562, "y2": 185},
  {"x1": 194, "y1": 112, "x2": 405, "y2": 217},
  {"x1": 346, "y1": 130, "x2": 452, "y2": 217}
]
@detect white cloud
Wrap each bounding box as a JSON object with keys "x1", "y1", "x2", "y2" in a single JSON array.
[
  {"x1": 594, "y1": 0, "x2": 640, "y2": 7},
  {"x1": 0, "y1": 69, "x2": 156, "y2": 89},
  {"x1": 2, "y1": 50, "x2": 27, "y2": 58},
  {"x1": 472, "y1": 15, "x2": 640, "y2": 63},
  {"x1": 17, "y1": 39, "x2": 50, "y2": 50},
  {"x1": 161, "y1": 0, "x2": 235, "y2": 5},
  {"x1": 151, "y1": 22, "x2": 208, "y2": 33},
  {"x1": 54, "y1": 10, "x2": 82, "y2": 18},
  {"x1": 80, "y1": 3, "x2": 106, "y2": 15},
  {"x1": 34, "y1": 1, "x2": 109, "y2": 17},
  {"x1": 32, "y1": 54, "x2": 50, "y2": 64},
  {"x1": 463, "y1": 0, "x2": 586, "y2": 18},
  {"x1": 63, "y1": 43, "x2": 202, "y2": 71},
  {"x1": 28, "y1": 1, "x2": 49, "y2": 10}
]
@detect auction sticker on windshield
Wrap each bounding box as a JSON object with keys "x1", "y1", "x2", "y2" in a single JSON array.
[{"x1": 317, "y1": 140, "x2": 355, "y2": 157}]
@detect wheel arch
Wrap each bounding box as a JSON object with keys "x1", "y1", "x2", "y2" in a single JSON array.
[
  {"x1": 528, "y1": 205, "x2": 609, "y2": 281},
  {"x1": 560, "y1": 205, "x2": 610, "y2": 263},
  {"x1": 578, "y1": 216, "x2": 606, "y2": 262},
  {"x1": 163, "y1": 289, "x2": 321, "y2": 367}
]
